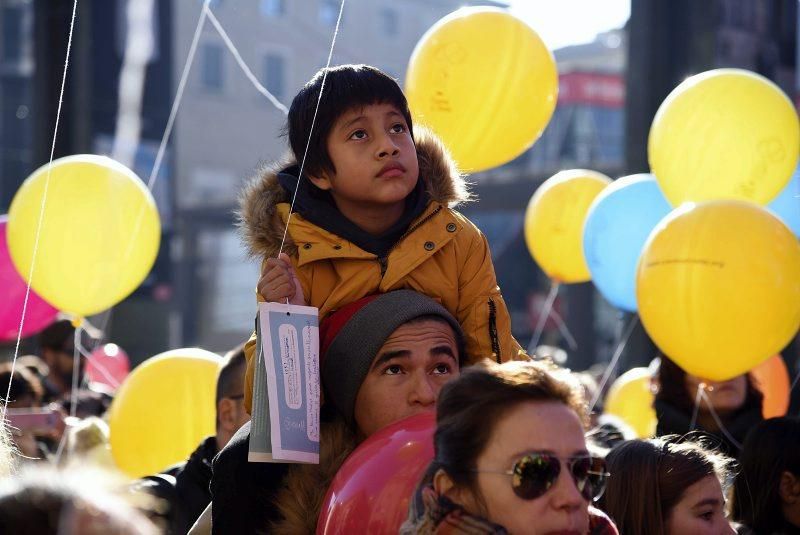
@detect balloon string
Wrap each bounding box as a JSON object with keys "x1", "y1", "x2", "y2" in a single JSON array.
[
  {"x1": 204, "y1": 6, "x2": 288, "y2": 115},
  {"x1": 278, "y1": 0, "x2": 346, "y2": 257},
  {"x1": 122, "y1": 0, "x2": 213, "y2": 268},
  {"x1": 549, "y1": 306, "x2": 578, "y2": 351},
  {"x1": 589, "y1": 315, "x2": 639, "y2": 414},
  {"x1": 527, "y1": 281, "x2": 560, "y2": 355},
  {"x1": 790, "y1": 368, "x2": 800, "y2": 392},
  {"x1": 699, "y1": 388, "x2": 743, "y2": 450},
  {"x1": 146, "y1": 0, "x2": 209, "y2": 192},
  {"x1": 74, "y1": 336, "x2": 121, "y2": 390},
  {"x1": 2, "y1": 0, "x2": 79, "y2": 424},
  {"x1": 689, "y1": 383, "x2": 704, "y2": 431}
]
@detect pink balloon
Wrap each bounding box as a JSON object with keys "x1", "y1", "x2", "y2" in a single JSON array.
[
  {"x1": 86, "y1": 343, "x2": 130, "y2": 389},
  {"x1": 0, "y1": 217, "x2": 58, "y2": 341},
  {"x1": 317, "y1": 412, "x2": 435, "y2": 535}
]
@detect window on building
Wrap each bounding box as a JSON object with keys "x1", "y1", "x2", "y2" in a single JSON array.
[
  {"x1": 380, "y1": 7, "x2": 398, "y2": 36},
  {"x1": 2, "y1": 6, "x2": 23, "y2": 63},
  {"x1": 200, "y1": 42, "x2": 224, "y2": 92},
  {"x1": 319, "y1": 0, "x2": 340, "y2": 27},
  {"x1": 262, "y1": 53, "x2": 286, "y2": 101},
  {"x1": 260, "y1": 0, "x2": 285, "y2": 17}
]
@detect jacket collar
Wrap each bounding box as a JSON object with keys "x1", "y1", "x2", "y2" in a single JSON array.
[{"x1": 237, "y1": 127, "x2": 472, "y2": 260}]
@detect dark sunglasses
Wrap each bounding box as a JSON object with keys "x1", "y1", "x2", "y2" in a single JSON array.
[{"x1": 474, "y1": 453, "x2": 609, "y2": 502}]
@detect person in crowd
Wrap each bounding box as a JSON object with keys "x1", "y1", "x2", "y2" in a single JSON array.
[
  {"x1": 239, "y1": 63, "x2": 524, "y2": 414},
  {"x1": 15, "y1": 355, "x2": 50, "y2": 389},
  {"x1": 211, "y1": 289, "x2": 464, "y2": 534},
  {"x1": 731, "y1": 417, "x2": 800, "y2": 534},
  {"x1": 402, "y1": 360, "x2": 617, "y2": 535},
  {"x1": 136, "y1": 345, "x2": 250, "y2": 535},
  {"x1": 37, "y1": 320, "x2": 112, "y2": 417},
  {"x1": 0, "y1": 363, "x2": 44, "y2": 410},
  {"x1": 653, "y1": 355, "x2": 763, "y2": 456},
  {"x1": 0, "y1": 363, "x2": 65, "y2": 460},
  {"x1": 602, "y1": 436, "x2": 736, "y2": 535},
  {"x1": 0, "y1": 466, "x2": 159, "y2": 534},
  {"x1": 38, "y1": 320, "x2": 87, "y2": 402}
]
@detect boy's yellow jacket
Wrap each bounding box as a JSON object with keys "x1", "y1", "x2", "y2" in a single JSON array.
[{"x1": 238, "y1": 129, "x2": 525, "y2": 412}]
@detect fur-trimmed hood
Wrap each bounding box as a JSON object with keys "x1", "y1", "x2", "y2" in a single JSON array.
[{"x1": 237, "y1": 127, "x2": 472, "y2": 260}]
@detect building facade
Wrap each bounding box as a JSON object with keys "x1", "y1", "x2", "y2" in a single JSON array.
[{"x1": 171, "y1": 0, "x2": 506, "y2": 350}]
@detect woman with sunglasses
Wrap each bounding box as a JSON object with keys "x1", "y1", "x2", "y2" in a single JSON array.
[
  {"x1": 402, "y1": 360, "x2": 616, "y2": 535},
  {"x1": 601, "y1": 437, "x2": 736, "y2": 535}
]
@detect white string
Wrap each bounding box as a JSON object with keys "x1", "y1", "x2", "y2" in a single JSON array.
[
  {"x1": 74, "y1": 337, "x2": 121, "y2": 389},
  {"x1": 689, "y1": 383, "x2": 704, "y2": 431},
  {"x1": 527, "y1": 282, "x2": 560, "y2": 355},
  {"x1": 589, "y1": 315, "x2": 639, "y2": 413},
  {"x1": 790, "y1": 367, "x2": 800, "y2": 392},
  {"x1": 699, "y1": 388, "x2": 743, "y2": 450},
  {"x1": 549, "y1": 306, "x2": 578, "y2": 351},
  {"x1": 204, "y1": 6, "x2": 288, "y2": 115},
  {"x1": 2, "y1": 0, "x2": 79, "y2": 423},
  {"x1": 146, "y1": 0, "x2": 210, "y2": 191},
  {"x1": 53, "y1": 420, "x2": 69, "y2": 465},
  {"x1": 278, "y1": 0, "x2": 347, "y2": 254}
]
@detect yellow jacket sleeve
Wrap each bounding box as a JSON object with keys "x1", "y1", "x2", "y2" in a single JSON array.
[{"x1": 456, "y1": 226, "x2": 526, "y2": 365}]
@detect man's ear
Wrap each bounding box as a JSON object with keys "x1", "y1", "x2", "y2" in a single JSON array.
[
  {"x1": 307, "y1": 171, "x2": 333, "y2": 191},
  {"x1": 779, "y1": 471, "x2": 800, "y2": 504}
]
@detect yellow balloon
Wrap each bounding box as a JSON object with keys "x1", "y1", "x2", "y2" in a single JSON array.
[
  {"x1": 108, "y1": 349, "x2": 221, "y2": 478},
  {"x1": 637, "y1": 201, "x2": 800, "y2": 381},
  {"x1": 7, "y1": 155, "x2": 160, "y2": 317},
  {"x1": 524, "y1": 170, "x2": 611, "y2": 283},
  {"x1": 649, "y1": 69, "x2": 800, "y2": 205},
  {"x1": 405, "y1": 7, "x2": 557, "y2": 173},
  {"x1": 605, "y1": 367, "x2": 657, "y2": 438}
]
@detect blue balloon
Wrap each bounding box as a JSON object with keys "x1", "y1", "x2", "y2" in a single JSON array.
[
  {"x1": 767, "y1": 163, "x2": 800, "y2": 238},
  {"x1": 583, "y1": 174, "x2": 672, "y2": 312}
]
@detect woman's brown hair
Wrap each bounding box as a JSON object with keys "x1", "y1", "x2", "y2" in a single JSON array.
[
  {"x1": 602, "y1": 436, "x2": 734, "y2": 535},
  {"x1": 413, "y1": 359, "x2": 587, "y2": 513}
]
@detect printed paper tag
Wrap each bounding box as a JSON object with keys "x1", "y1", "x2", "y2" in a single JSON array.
[{"x1": 258, "y1": 302, "x2": 320, "y2": 463}]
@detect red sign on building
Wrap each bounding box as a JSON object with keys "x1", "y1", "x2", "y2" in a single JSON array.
[{"x1": 558, "y1": 72, "x2": 625, "y2": 108}]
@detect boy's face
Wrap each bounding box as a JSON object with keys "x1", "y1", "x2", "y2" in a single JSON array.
[{"x1": 310, "y1": 102, "x2": 419, "y2": 209}]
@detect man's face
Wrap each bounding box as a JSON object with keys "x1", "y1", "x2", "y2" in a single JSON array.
[{"x1": 353, "y1": 319, "x2": 460, "y2": 437}]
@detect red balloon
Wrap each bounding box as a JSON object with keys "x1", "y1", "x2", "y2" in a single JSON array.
[
  {"x1": 317, "y1": 412, "x2": 435, "y2": 535},
  {"x1": 86, "y1": 343, "x2": 130, "y2": 390},
  {"x1": 0, "y1": 217, "x2": 58, "y2": 341}
]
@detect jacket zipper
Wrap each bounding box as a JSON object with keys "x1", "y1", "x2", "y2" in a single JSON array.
[
  {"x1": 377, "y1": 205, "x2": 444, "y2": 278},
  {"x1": 488, "y1": 297, "x2": 500, "y2": 363}
]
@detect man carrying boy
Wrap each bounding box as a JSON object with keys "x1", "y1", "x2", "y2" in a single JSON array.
[{"x1": 239, "y1": 64, "x2": 525, "y2": 413}]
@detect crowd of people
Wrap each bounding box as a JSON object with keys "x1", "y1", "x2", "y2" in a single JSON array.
[{"x1": 0, "y1": 64, "x2": 798, "y2": 534}]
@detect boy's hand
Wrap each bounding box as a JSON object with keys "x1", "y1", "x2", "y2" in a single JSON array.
[{"x1": 258, "y1": 253, "x2": 307, "y2": 306}]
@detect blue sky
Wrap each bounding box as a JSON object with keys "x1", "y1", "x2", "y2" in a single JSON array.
[{"x1": 507, "y1": 0, "x2": 631, "y2": 50}]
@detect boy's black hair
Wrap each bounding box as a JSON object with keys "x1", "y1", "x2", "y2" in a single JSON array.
[{"x1": 287, "y1": 64, "x2": 414, "y2": 178}]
